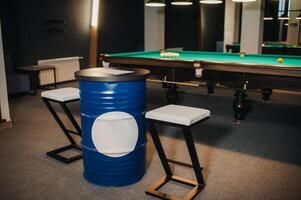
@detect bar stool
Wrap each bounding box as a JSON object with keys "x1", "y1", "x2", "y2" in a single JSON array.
[
  {"x1": 145, "y1": 104, "x2": 210, "y2": 200},
  {"x1": 41, "y1": 87, "x2": 82, "y2": 164}
]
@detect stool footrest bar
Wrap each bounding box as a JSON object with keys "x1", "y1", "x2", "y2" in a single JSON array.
[
  {"x1": 172, "y1": 175, "x2": 199, "y2": 187},
  {"x1": 47, "y1": 144, "x2": 82, "y2": 164},
  {"x1": 167, "y1": 158, "x2": 193, "y2": 168},
  {"x1": 145, "y1": 175, "x2": 204, "y2": 200},
  {"x1": 67, "y1": 129, "x2": 81, "y2": 136}
]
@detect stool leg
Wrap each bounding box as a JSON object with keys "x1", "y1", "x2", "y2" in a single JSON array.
[
  {"x1": 183, "y1": 127, "x2": 205, "y2": 187},
  {"x1": 148, "y1": 120, "x2": 172, "y2": 177},
  {"x1": 60, "y1": 102, "x2": 81, "y2": 136},
  {"x1": 53, "y1": 68, "x2": 57, "y2": 89},
  {"x1": 42, "y1": 99, "x2": 76, "y2": 145}
]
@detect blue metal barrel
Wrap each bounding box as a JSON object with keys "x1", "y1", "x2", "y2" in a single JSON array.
[{"x1": 75, "y1": 68, "x2": 150, "y2": 186}]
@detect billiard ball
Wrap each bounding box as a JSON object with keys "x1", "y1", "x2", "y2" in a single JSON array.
[
  {"x1": 239, "y1": 52, "x2": 246, "y2": 57},
  {"x1": 160, "y1": 52, "x2": 180, "y2": 57},
  {"x1": 277, "y1": 58, "x2": 283, "y2": 63}
]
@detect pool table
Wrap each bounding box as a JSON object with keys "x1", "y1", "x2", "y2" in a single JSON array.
[
  {"x1": 101, "y1": 50, "x2": 301, "y2": 121},
  {"x1": 226, "y1": 43, "x2": 301, "y2": 55}
]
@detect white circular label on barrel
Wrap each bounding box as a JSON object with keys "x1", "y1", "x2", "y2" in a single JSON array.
[{"x1": 91, "y1": 111, "x2": 139, "y2": 158}]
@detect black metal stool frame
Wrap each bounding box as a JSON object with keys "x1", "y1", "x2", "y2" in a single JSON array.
[
  {"x1": 146, "y1": 117, "x2": 208, "y2": 200},
  {"x1": 42, "y1": 97, "x2": 82, "y2": 164}
]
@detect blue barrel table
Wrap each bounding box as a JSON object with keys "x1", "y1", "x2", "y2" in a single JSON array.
[{"x1": 75, "y1": 68, "x2": 150, "y2": 186}]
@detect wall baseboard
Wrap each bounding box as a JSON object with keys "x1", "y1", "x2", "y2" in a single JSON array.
[{"x1": 0, "y1": 120, "x2": 12, "y2": 131}]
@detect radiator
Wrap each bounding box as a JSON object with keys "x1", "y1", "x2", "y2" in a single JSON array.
[{"x1": 37, "y1": 56, "x2": 83, "y2": 86}]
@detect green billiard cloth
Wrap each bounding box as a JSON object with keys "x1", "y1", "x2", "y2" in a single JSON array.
[{"x1": 110, "y1": 51, "x2": 301, "y2": 68}]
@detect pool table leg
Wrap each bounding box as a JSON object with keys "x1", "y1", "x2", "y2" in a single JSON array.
[
  {"x1": 162, "y1": 83, "x2": 179, "y2": 104},
  {"x1": 206, "y1": 82, "x2": 215, "y2": 96},
  {"x1": 232, "y1": 89, "x2": 250, "y2": 122},
  {"x1": 261, "y1": 89, "x2": 273, "y2": 102}
]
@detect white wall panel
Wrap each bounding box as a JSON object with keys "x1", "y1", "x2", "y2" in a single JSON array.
[
  {"x1": 0, "y1": 20, "x2": 11, "y2": 122},
  {"x1": 144, "y1": 2, "x2": 165, "y2": 50},
  {"x1": 241, "y1": 0, "x2": 265, "y2": 54}
]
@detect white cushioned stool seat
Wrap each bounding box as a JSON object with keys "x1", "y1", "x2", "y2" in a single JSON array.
[
  {"x1": 146, "y1": 104, "x2": 210, "y2": 126},
  {"x1": 41, "y1": 87, "x2": 80, "y2": 102}
]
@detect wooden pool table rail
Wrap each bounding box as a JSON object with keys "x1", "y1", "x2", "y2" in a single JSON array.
[{"x1": 102, "y1": 54, "x2": 301, "y2": 78}]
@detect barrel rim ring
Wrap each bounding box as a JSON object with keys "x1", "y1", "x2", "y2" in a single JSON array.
[{"x1": 75, "y1": 67, "x2": 150, "y2": 82}]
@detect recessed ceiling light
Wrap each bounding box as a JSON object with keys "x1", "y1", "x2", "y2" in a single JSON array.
[
  {"x1": 145, "y1": 0, "x2": 166, "y2": 7},
  {"x1": 264, "y1": 17, "x2": 273, "y2": 20},
  {"x1": 232, "y1": 0, "x2": 256, "y2": 2},
  {"x1": 278, "y1": 13, "x2": 290, "y2": 20},
  {"x1": 171, "y1": 0, "x2": 193, "y2": 6},
  {"x1": 200, "y1": 0, "x2": 223, "y2": 4}
]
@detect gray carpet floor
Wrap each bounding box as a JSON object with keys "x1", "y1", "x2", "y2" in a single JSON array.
[{"x1": 0, "y1": 82, "x2": 300, "y2": 200}]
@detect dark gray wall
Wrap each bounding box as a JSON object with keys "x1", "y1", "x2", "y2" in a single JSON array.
[
  {"x1": 165, "y1": 0, "x2": 200, "y2": 50},
  {"x1": 263, "y1": 0, "x2": 285, "y2": 42},
  {"x1": 1, "y1": 0, "x2": 91, "y2": 67},
  {"x1": 98, "y1": 0, "x2": 144, "y2": 55},
  {"x1": 1, "y1": 0, "x2": 145, "y2": 69},
  {"x1": 1, "y1": 1, "x2": 20, "y2": 68},
  {"x1": 200, "y1": 3, "x2": 225, "y2": 51},
  {"x1": 164, "y1": 0, "x2": 224, "y2": 51}
]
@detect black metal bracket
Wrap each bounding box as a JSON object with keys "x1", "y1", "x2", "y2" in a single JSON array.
[
  {"x1": 46, "y1": 144, "x2": 82, "y2": 164},
  {"x1": 146, "y1": 119, "x2": 207, "y2": 200},
  {"x1": 146, "y1": 175, "x2": 205, "y2": 200},
  {"x1": 42, "y1": 97, "x2": 82, "y2": 164}
]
